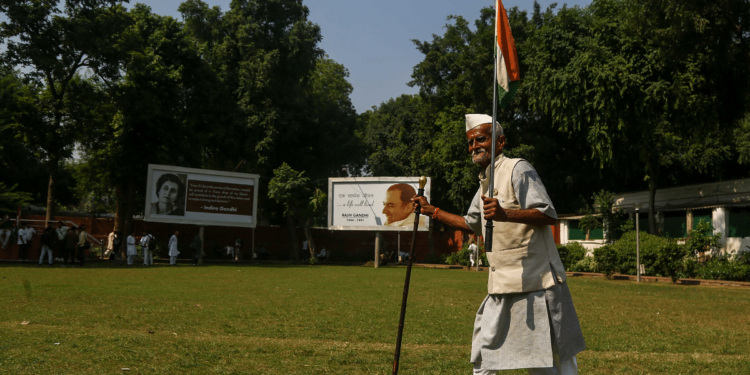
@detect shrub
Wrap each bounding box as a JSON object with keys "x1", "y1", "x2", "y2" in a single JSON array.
[
  {"x1": 685, "y1": 220, "x2": 722, "y2": 258},
  {"x1": 570, "y1": 256, "x2": 598, "y2": 273},
  {"x1": 693, "y1": 259, "x2": 750, "y2": 282},
  {"x1": 593, "y1": 244, "x2": 618, "y2": 277},
  {"x1": 653, "y1": 240, "x2": 690, "y2": 283},
  {"x1": 557, "y1": 242, "x2": 587, "y2": 270},
  {"x1": 734, "y1": 246, "x2": 750, "y2": 265},
  {"x1": 444, "y1": 243, "x2": 486, "y2": 267},
  {"x1": 593, "y1": 231, "x2": 671, "y2": 277},
  {"x1": 445, "y1": 245, "x2": 472, "y2": 266}
]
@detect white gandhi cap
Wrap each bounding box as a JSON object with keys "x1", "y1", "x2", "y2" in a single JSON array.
[{"x1": 465, "y1": 114, "x2": 503, "y2": 134}]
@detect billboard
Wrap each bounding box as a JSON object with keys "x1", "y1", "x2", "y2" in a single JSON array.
[
  {"x1": 144, "y1": 164, "x2": 259, "y2": 228},
  {"x1": 328, "y1": 177, "x2": 431, "y2": 231}
]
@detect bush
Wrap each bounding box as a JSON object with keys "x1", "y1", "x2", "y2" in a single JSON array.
[
  {"x1": 593, "y1": 231, "x2": 671, "y2": 277},
  {"x1": 685, "y1": 220, "x2": 722, "y2": 258},
  {"x1": 593, "y1": 244, "x2": 618, "y2": 277},
  {"x1": 693, "y1": 259, "x2": 750, "y2": 282},
  {"x1": 445, "y1": 243, "x2": 487, "y2": 267},
  {"x1": 653, "y1": 240, "x2": 690, "y2": 283},
  {"x1": 734, "y1": 247, "x2": 750, "y2": 265},
  {"x1": 557, "y1": 242, "x2": 587, "y2": 270},
  {"x1": 570, "y1": 256, "x2": 598, "y2": 273}
]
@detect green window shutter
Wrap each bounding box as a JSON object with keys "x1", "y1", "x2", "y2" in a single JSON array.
[
  {"x1": 663, "y1": 215, "x2": 687, "y2": 238},
  {"x1": 568, "y1": 220, "x2": 586, "y2": 240},
  {"x1": 728, "y1": 209, "x2": 750, "y2": 238}
]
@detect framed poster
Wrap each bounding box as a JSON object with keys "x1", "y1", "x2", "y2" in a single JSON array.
[
  {"x1": 145, "y1": 164, "x2": 259, "y2": 228},
  {"x1": 328, "y1": 177, "x2": 431, "y2": 231}
]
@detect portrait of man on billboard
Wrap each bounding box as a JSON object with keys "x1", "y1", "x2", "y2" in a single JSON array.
[
  {"x1": 382, "y1": 183, "x2": 425, "y2": 228},
  {"x1": 151, "y1": 173, "x2": 187, "y2": 216}
]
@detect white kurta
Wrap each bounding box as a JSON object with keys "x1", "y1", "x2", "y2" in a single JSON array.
[
  {"x1": 168, "y1": 235, "x2": 179, "y2": 256},
  {"x1": 126, "y1": 235, "x2": 137, "y2": 256}
]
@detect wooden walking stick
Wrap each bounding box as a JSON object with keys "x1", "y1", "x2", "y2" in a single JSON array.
[{"x1": 392, "y1": 176, "x2": 427, "y2": 375}]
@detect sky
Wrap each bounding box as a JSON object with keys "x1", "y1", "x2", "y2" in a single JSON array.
[{"x1": 3, "y1": 0, "x2": 592, "y2": 113}]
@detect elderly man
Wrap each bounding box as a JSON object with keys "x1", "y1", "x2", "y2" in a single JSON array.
[
  {"x1": 382, "y1": 183, "x2": 426, "y2": 228},
  {"x1": 413, "y1": 114, "x2": 585, "y2": 375}
]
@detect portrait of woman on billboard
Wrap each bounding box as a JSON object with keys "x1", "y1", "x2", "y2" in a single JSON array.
[{"x1": 151, "y1": 173, "x2": 187, "y2": 216}]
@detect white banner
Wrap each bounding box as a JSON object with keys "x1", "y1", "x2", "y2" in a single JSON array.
[
  {"x1": 328, "y1": 177, "x2": 431, "y2": 231},
  {"x1": 144, "y1": 165, "x2": 259, "y2": 228}
]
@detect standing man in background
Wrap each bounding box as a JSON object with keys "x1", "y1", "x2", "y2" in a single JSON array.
[
  {"x1": 38, "y1": 227, "x2": 54, "y2": 266},
  {"x1": 141, "y1": 230, "x2": 154, "y2": 266},
  {"x1": 110, "y1": 231, "x2": 123, "y2": 266},
  {"x1": 77, "y1": 225, "x2": 89, "y2": 266},
  {"x1": 168, "y1": 231, "x2": 180, "y2": 265},
  {"x1": 105, "y1": 230, "x2": 115, "y2": 259},
  {"x1": 0, "y1": 215, "x2": 11, "y2": 249},
  {"x1": 234, "y1": 236, "x2": 243, "y2": 261},
  {"x1": 56, "y1": 221, "x2": 70, "y2": 262},
  {"x1": 63, "y1": 226, "x2": 78, "y2": 266},
  {"x1": 16, "y1": 222, "x2": 28, "y2": 262},
  {"x1": 126, "y1": 230, "x2": 137, "y2": 266}
]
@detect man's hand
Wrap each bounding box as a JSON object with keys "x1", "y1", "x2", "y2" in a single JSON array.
[
  {"x1": 411, "y1": 195, "x2": 436, "y2": 217},
  {"x1": 481, "y1": 195, "x2": 508, "y2": 222}
]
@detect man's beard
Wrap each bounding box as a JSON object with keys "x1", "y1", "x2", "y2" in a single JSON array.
[{"x1": 472, "y1": 148, "x2": 490, "y2": 165}]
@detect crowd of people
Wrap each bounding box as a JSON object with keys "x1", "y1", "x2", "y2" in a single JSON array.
[
  {"x1": 0, "y1": 215, "x2": 91, "y2": 266},
  {"x1": 1, "y1": 214, "x2": 311, "y2": 265}
]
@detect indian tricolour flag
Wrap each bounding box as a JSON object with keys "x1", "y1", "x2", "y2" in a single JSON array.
[{"x1": 495, "y1": 0, "x2": 520, "y2": 108}]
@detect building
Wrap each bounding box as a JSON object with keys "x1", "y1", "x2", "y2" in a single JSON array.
[{"x1": 556, "y1": 178, "x2": 750, "y2": 255}]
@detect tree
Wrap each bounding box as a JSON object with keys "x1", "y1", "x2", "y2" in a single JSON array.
[
  {"x1": 268, "y1": 163, "x2": 326, "y2": 263},
  {"x1": 526, "y1": 0, "x2": 750, "y2": 234},
  {"x1": 0, "y1": 0, "x2": 130, "y2": 223},
  {"x1": 76, "y1": 4, "x2": 226, "y2": 234},
  {"x1": 578, "y1": 214, "x2": 599, "y2": 241}
]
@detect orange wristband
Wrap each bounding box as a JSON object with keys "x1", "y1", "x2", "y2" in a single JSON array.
[{"x1": 432, "y1": 207, "x2": 440, "y2": 220}]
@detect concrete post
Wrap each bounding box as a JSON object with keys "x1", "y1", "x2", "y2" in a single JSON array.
[
  {"x1": 686, "y1": 210, "x2": 694, "y2": 233},
  {"x1": 198, "y1": 226, "x2": 205, "y2": 265},
  {"x1": 713, "y1": 207, "x2": 728, "y2": 253},
  {"x1": 374, "y1": 231, "x2": 381, "y2": 268}
]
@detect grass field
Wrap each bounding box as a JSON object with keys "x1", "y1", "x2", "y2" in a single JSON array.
[{"x1": 1, "y1": 263, "x2": 749, "y2": 374}]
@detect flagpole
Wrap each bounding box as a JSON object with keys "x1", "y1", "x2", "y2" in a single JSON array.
[{"x1": 484, "y1": 2, "x2": 499, "y2": 254}]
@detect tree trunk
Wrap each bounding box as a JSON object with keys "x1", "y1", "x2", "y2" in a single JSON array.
[
  {"x1": 114, "y1": 184, "x2": 127, "y2": 233},
  {"x1": 646, "y1": 160, "x2": 659, "y2": 235},
  {"x1": 648, "y1": 176, "x2": 658, "y2": 235},
  {"x1": 123, "y1": 179, "x2": 136, "y2": 236},
  {"x1": 45, "y1": 157, "x2": 59, "y2": 224},
  {"x1": 301, "y1": 218, "x2": 315, "y2": 261},
  {"x1": 585, "y1": 229, "x2": 590, "y2": 241},
  {"x1": 285, "y1": 214, "x2": 300, "y2": 262}
]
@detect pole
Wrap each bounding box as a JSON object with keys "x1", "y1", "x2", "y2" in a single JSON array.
[
  {"x1": 398, "y1": 231, "x2": 401, "y2": 263},
  {"x1": 484, "y1": 21, "x2": 499, "y2": 254},
  {"x1": 375, "y1": 232, "x2": 381, "y2": 268},
  {"x1": 198, "y1": 226, "x2": 205, "y2": 266},
  {"x1": 392, "y1": 176, "x2": 427, "y2": 375},
  {"x1": 635, "y1": 207, "x2": 641, "y2": 283},
  {"x1": 251, "y1": 227, "x2": 256, "y2": 265}
]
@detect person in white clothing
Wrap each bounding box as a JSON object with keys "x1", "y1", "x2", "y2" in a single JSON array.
[
  {"x1": 168, "y1": 231, "x2": 180, "y2": 265},
  {"x1": 38, "y1": 227, "x2": 55, "y2": 266},
  {"x1": 141, "y1": 230, "x2": 154, "y2": 266},
  {"x1": 0, "y1": 215, "x2": 12, "y2": 249},
  {"x1": 17, "y1": 222, "x2": 28, "y2": 261},
  {"x1": 126, "y1": 230, "x2": 137, "y2": 265},
  {"x1": 105, "y1": 231, "x2": 115, "y2": 258},
  {"x1": 55, "y1": 221, "x2": 69, "y2": 261},
  {"x1": 468, "y1": 240, "x2": 478, "y2": 267}
]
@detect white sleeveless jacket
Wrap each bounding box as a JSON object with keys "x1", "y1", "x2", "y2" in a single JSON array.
[{"x1": 479, "y1": 155, "x2": 567, "y2": 294}]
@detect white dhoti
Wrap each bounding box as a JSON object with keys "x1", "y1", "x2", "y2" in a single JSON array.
[{"x1": 471, "y1": 277, "x2": 586, "y2": 373}]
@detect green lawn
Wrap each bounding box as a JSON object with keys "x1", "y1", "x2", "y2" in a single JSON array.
[{"x1": 1, "y1": 264, "x2": 749, "y2": 374}]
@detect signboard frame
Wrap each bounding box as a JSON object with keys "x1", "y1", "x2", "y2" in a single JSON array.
[
  {"x1": 327, "y1": 177, "x2": 431, "y2": 231},
  {"x1": 144, "y1": 164, "x2": 260, "y2": 228}
]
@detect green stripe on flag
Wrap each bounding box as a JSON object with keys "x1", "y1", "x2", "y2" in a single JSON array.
[{"x1": 497, "y1": 80, "x2": 519, "y2": 110}]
